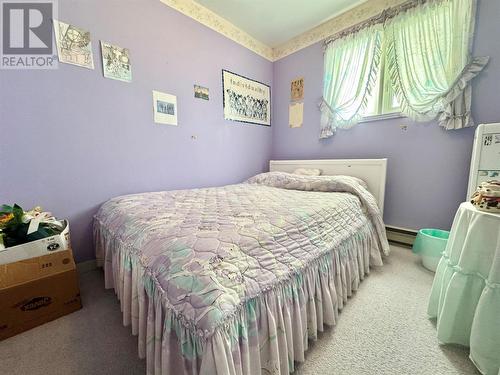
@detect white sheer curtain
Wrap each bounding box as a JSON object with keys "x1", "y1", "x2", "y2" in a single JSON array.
[
  {"x1": 319, "y1": 25, "x2": 383, "y2": 139},
  {"x1": 319, "y1": 0, "x2": 488, "y2": 138},
  {"x1": 386, "y1": 0, "x2": 489, "y2": 129}
]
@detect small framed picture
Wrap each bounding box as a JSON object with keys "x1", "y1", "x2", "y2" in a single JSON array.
[
  {"x1": 53, "y1": 20, "x2": 94, "y2": 69},
  {"x1": 152, "y1": 90, "x2": 177, "y2": 126},
  {"x1": 291, "y1": 77, "x2": 304, "y2": 101},
  {"x1": 100, "y1": 41, "x2": 132, "y2": 82},
  {"x1": 194, "y1": 85, "x2": 209, "y2": 100}
]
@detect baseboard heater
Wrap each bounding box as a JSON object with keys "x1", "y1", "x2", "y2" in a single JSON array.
[{"x1": 385, "y1": 225, "x2": 417, "y2": 248}]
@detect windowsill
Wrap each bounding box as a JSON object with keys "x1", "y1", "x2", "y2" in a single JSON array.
[{"x1": 360, "y1": 112, "x2": 404, "y2": 123}]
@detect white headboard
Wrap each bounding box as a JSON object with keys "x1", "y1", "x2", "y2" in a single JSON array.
[{"x1": 269, "y1": 159, "x2": 387, "y2": 216}]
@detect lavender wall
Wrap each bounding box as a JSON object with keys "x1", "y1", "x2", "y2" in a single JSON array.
[
  {"x1": 272, "y1": 0, "x2": 500, "y2": 231},
  {"x1": 0, "y1": 0, "x2": 273, "y2": 262}
]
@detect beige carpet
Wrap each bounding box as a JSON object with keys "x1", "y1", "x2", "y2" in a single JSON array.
[{"x1": 0, "y1": 246, "x2": 479, "y2": 375}]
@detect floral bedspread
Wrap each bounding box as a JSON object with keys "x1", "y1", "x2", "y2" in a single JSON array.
[{"x1": 94, "y1": 172, "x2": 389, "y2": 339}]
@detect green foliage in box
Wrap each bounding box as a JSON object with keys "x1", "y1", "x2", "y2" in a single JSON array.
[{"x1": 0, "y1": 204, "x2": 61, "y2": 248}]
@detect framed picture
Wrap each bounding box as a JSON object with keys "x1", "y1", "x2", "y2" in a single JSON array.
[
  {"x1": 290, "y1": 77, "x2": 304, "y2": 101},
  {"x1": 222, "y1": 70, "x2": 271, "y2": 126},
  {"x1": 194, "y1": 85, "x2": 209, "y2": 100},
  {"x1": 100, "y1": 41, "x2": 132, "y2": 82},
  {"x1": 53, "y1": 20, "x2": 94, "y2": 69},
  {"x1": 152, "y1": 90, "x2": 177, "y2": 126}
]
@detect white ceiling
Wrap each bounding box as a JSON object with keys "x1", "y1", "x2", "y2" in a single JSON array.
[{"x1": 195, "y1": 0, "x2": 368, "y2": 47}]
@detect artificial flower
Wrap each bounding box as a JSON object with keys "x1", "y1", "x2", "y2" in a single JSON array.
[{"x1": 0, "y1": 212, "x2": 14, "y2": 228}]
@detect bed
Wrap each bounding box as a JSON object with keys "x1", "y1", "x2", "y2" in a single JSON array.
[{"x1": 93, "y1": 159, "x2": 389, "y2": 375}]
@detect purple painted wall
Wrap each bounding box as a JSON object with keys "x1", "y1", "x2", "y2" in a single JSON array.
[
  {"x1": 1, "y1": 0, "x2": 498, "y2": 262},
  {"x1": 0, "y1": 0, "x2": 273, "y2": 262},
  {"x1": 272, "y1": 0, "x2": 500, "y2": 231}
]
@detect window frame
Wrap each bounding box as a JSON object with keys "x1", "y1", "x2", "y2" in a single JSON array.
[{"x1": 361, "y1": 37, "x2": 401, "y2": 121}]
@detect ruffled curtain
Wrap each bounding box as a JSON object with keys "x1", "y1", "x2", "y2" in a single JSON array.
[
  {"x1": 385, "y1": 0, "x2": 489, "y2": 129},
  {"x1": 319, "y1": 25, "x2": 383, "y2": 139}
]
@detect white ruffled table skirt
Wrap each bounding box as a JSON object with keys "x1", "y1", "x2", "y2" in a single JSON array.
[{"x1": 428, "y1": 202, "x2": 500, "y2": 375}]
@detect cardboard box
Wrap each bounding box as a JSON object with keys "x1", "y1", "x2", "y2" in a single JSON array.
[
  {"x1": 0, "y1": 249, "x2": 75, "y2": 289},
  {"x1": 0, "y1": 220, "x2": 70, "y2": 266},
  {"x1": 0, "y1": 268, "x2": 82, "y2": 341}
]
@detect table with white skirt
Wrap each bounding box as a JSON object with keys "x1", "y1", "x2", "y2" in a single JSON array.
[{"x1": 428, "y1": 202, "x2": 500, "y2": 375}]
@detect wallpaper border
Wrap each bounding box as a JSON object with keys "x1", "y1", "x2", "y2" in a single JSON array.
[
  {"x1": 160, "y1": 0, "x2": 407, "y2": 62},
  {"x1": 159, "y1": 0, "x2": 274, "y2": 61},
  {"x1": 272, "y1": 0, "x2": 407, "y2": 60}
]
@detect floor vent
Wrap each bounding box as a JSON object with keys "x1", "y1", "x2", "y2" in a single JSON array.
[{"x1": 386, "y1": 226, "x2": 417, "y2": 248}]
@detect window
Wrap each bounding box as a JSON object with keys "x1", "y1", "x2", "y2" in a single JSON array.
[
  {"x1": 362, "y1": 39, "x2": 400, "y2": 118},
  {"x1": 320, "y1": 0, "x2": 486, "y2": 138}
]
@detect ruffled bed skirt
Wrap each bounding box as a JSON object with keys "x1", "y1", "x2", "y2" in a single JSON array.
[{"x1": 94, "y1": 221, "x2": 383, "y2": 375}]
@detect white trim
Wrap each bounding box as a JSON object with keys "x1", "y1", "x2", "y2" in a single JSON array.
[
  {"x1": 385, "y1": 225, "x2": 417, "y2": 246},
  {"x1": 385, "y1": 224, "x2": 417, "y2": 234},
  {"x1": 76, "y1": 259, "x2": 97, "y2": 274},
  {"x1": 159, "y1": 0, "x2": 407, "y2": 62},
  {"x1": 316, "y1": 0, "x2": 370, "y2": 29},
  {"x1": 159, "y1": 0, "x2": 273, "y2": 61},
  {"x1": 272, "y1": 0, "x2": 407, "y2": 60},
  {"x1": 360, "y1": 112, "x2": 404, "y2": 123},
  {"x1": 269, "y1": 159, "x2": 387, "y2": 216}
]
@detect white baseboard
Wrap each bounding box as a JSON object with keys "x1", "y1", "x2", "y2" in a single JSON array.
[
  {"x1": 386, "y1": 224, "x2": 417, "y2": 233},
  {"x1": 76, "y1": 259, "x2": 97, "y2": 274},
  {"x1": 386, "y1": 225, "x2": 417, "y2": 247}
]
